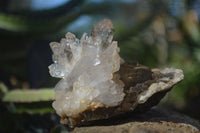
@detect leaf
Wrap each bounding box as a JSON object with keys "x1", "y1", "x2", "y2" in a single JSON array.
[
  {"x1": 0, "y1": 82, "x2": 8, "y2": 98},
  {"x1": 3, "y1": 88, "x2": 54, "y2": 103}
]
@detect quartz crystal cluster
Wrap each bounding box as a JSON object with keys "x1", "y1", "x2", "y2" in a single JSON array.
[
  {"x1": 49, "y1": 19, "x2": 125, "y2": 118},
  {"x1": 49, "y1": 19, "x2": 184, "y2": 127}
]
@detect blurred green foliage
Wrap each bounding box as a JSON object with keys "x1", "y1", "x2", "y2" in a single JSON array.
[{"x1": 3, "y1": 89, "x2": 54, "y2": 103}]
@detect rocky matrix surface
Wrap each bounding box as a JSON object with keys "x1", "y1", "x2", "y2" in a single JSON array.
[
  {"x1": 71, "y1": 108, "x2": 200, "y2": 133},
  {"x1": 49, "y1": 19, "x2": 184, "y2": 127}
]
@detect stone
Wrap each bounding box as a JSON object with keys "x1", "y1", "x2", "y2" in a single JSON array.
[
  {"x1": 49, "y1": 19, "x2": 184, "y2": 127},
  {"x1": 70, "y1": 108, "x2": 200, "y2": 133}
]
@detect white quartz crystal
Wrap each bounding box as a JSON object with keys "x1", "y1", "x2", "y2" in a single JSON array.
[{"x1": 49, "y1": 20, "x2": 125, "y2": 117}]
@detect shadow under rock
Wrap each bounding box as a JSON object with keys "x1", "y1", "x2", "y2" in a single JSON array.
[{"x1": 77, "y1": 107, "x2": 200, "y2": 130}]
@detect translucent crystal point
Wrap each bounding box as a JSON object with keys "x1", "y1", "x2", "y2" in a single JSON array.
[{"x1": 49, "y1": 19, "x2": 125, "y2": 117}]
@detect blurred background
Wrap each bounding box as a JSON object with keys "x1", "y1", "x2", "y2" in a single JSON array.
[{"x1": 0, "y1": 0, "x2": 200, "y2": 132}]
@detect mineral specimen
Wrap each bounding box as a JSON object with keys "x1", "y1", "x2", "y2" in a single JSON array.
[{"x1": 49, "y1": 19, "x2": 184, "y2": 127}]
